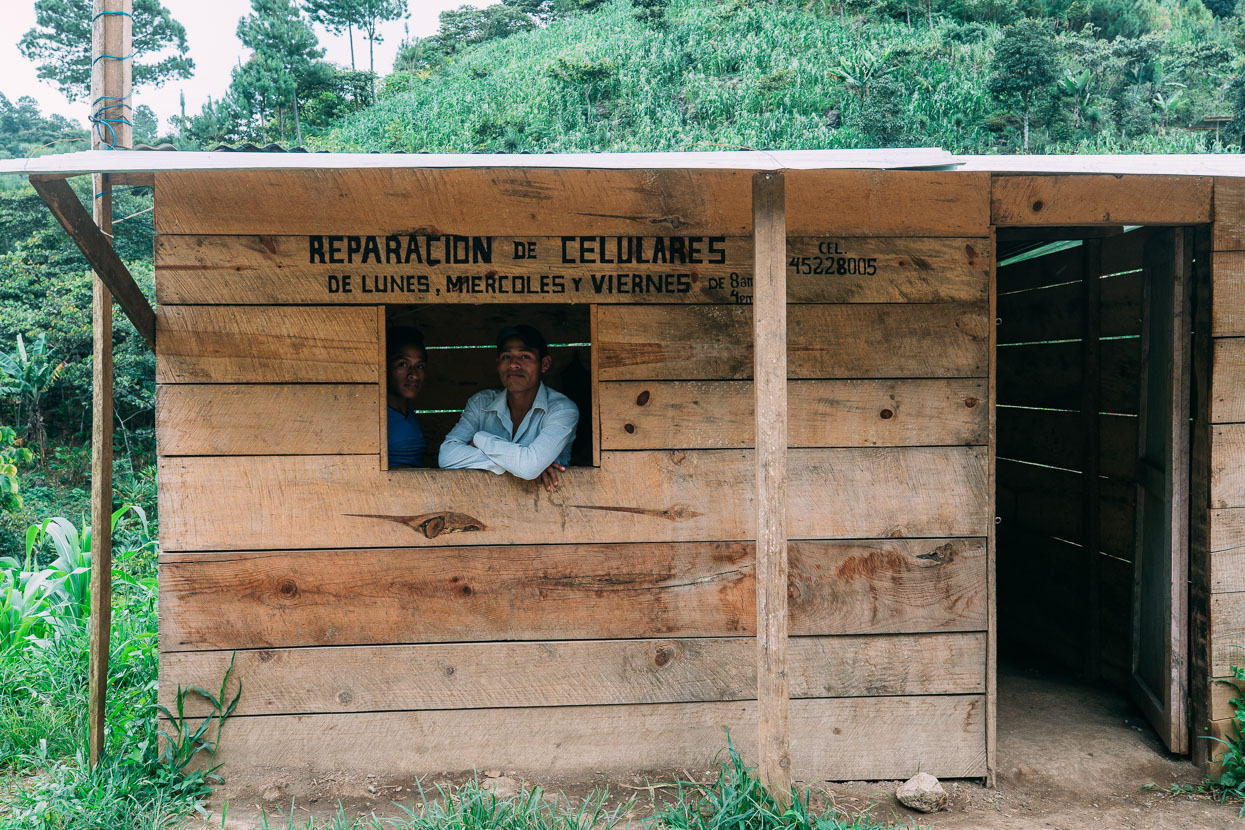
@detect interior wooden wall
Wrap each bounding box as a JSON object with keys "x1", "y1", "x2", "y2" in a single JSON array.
[
  {"x1": 153, "y1": 168, "x2": 992, "y2": 781},
  {"x1": 1200, "y1": 179, "x2": 1245, "y2": 768},
  {"x1": 994, "y1": 232, "x2": 1147, "y2": 685}
]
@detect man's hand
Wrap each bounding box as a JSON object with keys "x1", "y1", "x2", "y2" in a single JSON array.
[{"x1": 537, "y1": 463, "x2": 567, "y2": 492}]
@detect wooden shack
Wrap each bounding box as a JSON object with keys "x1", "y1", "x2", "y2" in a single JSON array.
[{"x1": 7, "y1": 148, "x2": 1245, "y2": 786}]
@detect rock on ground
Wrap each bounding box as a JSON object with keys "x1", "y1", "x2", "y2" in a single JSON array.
[{"x1": 897, "y1": 772, "x2": 948, "y2": 813}]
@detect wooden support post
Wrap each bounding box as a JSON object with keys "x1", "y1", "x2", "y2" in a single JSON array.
[
  {"x1": 753, "y1": 171, "x2": 790, "y2": 803},
  {"x1": 1081, "y1": 239, "x2": 1103, "y2": 681},
  {"x1": 87, "y1": 0, "x2": 131, "y2": 768},
  {"x1": 29, "y1": 178, "x2": 155, "y2": 351},
  {"x1": 985, "y1": 226, "x2": 998, "y2": 788}
]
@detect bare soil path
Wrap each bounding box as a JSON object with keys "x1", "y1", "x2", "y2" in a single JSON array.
[{"x1": 201, "y1": 665, "x2": 1242, "y2": 829}]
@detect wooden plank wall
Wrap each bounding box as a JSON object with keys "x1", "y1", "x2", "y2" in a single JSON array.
[
  {"x1": 995, "y1": 230, "x2": 1146, "y2": 686},
  {"x1": 153, "y1": 169, "x2": 991, "y2": 781},
  {"x1": 1202, "y1": 180, "x2": 1245, "y2": 768}
]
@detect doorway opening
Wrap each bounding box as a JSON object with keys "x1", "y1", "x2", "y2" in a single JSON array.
[{"x1": 995, "y1": 224, "x2": 1205, "y2": 759}]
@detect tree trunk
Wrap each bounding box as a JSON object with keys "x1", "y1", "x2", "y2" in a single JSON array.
[
  {"x1": 293, "y1": 89, "x2": 303, "y2": 148},
  {"x1": 348, "y1": 22, "x2": 356, "y2": 71},
  {"x1": 278, "y1": 104, "x2": 285, "y2": 144},
  {"x1": 369, "y1": 25, "x2": 377, "y2": 104},
  {"x1": 1023, "y1": 104, "x2": 1030, "y2": 153}
]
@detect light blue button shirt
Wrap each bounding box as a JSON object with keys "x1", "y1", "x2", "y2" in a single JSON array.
[{"x1": 438, "y1": 383, "x2": 578, "y2": 479}]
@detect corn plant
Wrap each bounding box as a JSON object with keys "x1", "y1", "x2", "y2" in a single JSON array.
[{"x1": 0, "y1": 333, "x2": 65, "y2": 464}]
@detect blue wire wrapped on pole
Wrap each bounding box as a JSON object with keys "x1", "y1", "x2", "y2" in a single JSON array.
[{"x1": 88, "y1": 9, "x2": 134, "y2": 150}]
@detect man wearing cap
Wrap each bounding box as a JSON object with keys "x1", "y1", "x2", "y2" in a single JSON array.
[{"x1": 438, "y1": 324, "x2": 578, "y2": 490}]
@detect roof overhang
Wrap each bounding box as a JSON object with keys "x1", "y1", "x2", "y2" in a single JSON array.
[{"x1": 3, "y1": 148, "x2": 1244, "y2": 177}]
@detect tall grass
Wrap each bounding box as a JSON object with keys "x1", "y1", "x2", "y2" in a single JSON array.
[{"x1": 0, "y1": 509, "x2": 223, "y2": 830}]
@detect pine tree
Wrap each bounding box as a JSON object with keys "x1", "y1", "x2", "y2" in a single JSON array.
[
  {"x1": 236, "y1": 0, "x2": 324, "y2": 146},
  {"x1": 305, "y1": 0, "x2": 361, "y2": 71},
  {"x1": 18, "y1": 0, "x2": 194, "y2": 102}
]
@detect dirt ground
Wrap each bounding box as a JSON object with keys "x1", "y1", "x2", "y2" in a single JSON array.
[{"x1": 200, "y1": 664, "x2": 1243, "y2": 829}]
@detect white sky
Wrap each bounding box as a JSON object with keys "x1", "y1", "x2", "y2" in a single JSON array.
[{"x1": 1, "y1": 0, "x2": 497, "y2": 132}]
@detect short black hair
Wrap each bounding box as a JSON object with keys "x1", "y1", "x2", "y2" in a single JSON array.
[
  {"x1": 387, "y1": 326, "x2": 426, "y2": 362},
  {"x1": 497, "y1": 324, "x2": 548, "y2": 359}
]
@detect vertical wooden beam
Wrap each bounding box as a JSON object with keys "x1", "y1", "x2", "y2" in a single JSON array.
[
  {"x1": 378, "y1": 306, "x2": 388, "y2": 471},
  {"x1": 985, "y1": 225, "x2": 998, "y2": 787},
  {"x1": 753, "y1": 171, "x2": 789, "y2": 803},
  {"x1": 1190, "y1": 227, "x2": 1213, "y2": 768},
  {"x1": 87, "y1": 0, "x2": 130, "y2": 767},
  {"x1": 1082, "y1": 239, "x2": 1103, "y2": 681}
]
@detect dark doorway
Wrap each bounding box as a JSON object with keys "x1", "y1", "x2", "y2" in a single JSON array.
[{"x1": 994, "y1": 225, "x2": 1201, "y2": 753}]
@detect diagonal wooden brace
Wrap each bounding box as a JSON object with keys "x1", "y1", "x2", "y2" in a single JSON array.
[{"x1": 30, "y1": 176, "x2": 156, "y2": 351}]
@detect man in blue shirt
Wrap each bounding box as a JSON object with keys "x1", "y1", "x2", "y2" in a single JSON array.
[
  {"x1": 386, "y1": 326, "x2": 428, "y2": 467},
  {"x1": 438, "y1": 325, "x2": 578, "y2": 490}
]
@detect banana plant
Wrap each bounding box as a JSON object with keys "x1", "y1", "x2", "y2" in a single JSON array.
[{"x1": 0, "y1": 333, "x2": 65, "y2": 464}]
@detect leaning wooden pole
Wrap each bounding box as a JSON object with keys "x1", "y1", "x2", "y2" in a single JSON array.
[
  {"x1": 88, "y1": 0, "x2": 131, "y2": 767},
  {"x1": 753, "y1": 170, "x2": 790, "y2": 803}
]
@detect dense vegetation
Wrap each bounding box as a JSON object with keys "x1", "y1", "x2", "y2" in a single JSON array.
[{"x1": 6, "y1": 0, "x2": 1245, "y2": 825}]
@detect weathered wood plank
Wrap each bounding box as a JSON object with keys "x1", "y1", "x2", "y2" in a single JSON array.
[
  {"x1": 998, "y1": 246, "x2": 1082, "y2": 293},
  {"x1": 1211, "y1": 251, "x2": 1245, "y2": 337},
  {"x1": 1210, "y1": 674, "x2": 1244, "y2": 722},
  {"x1": 158, "y1": 448, "x2": 989, "y2": 551},
  {"x1": 598, "y1": 304, "x2": 988, "y2": 381},
  {"x1": 1214, "y1": 176, "x2": 1245, "y2": 251},
  {"x1": 155, "y1": 306, "x2": 378, "y2": 384},
  {"x1": 1211, "y1": 338, "x2": 1245, "y2": 424},
  {"x1": 599, "y1": 379, "x2": 986, "y2": 450},
  {"x1": 752, "y1": 170, "x2": 790, "y2": 797},
  {"x1": 786, "y1": 170, "x2": 990, "y2": 236},
  {"x1": 1211, "y1": 424, "x2": 1245, "y2": 509},
  {"x1": 160, "y1": 633, "x2": 987, "y2": 717},
  {"x1": 154, "y1": 235, "x2": 987, "y2": 305},
  {"x1": 785, "y1": 237, "x2": 988, "y2": 302},
  {"x1": 992, "y1": 175, "x2": 1212, "y2": 226},
  {"x1": 177, "y1": 696, "x2": 987, "y2": 780},
  {"x1": 158, "y1": 538, "x2": 986, "y2": 650},
  {"x1": 1210, "y1": 509, "x2": 1245, "y2": 563},
  {"x1": 1212, "y1": 591, "x2": 1245, "y2": 676},
  {"x1": 154, "y1": 169, "x2": 754, "y2": 237},
  {"x1": 389, "y1": 303, "x2": 591, "y2": 347},
  {"x1": 156, "y1": 384, "x2": 378, "y2": 456}
]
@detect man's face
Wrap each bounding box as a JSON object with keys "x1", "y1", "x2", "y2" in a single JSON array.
[
  {"x1": 497, "y1": 337, "x2": 550, "y2": 396},
  {"x1": 387, "y1": 345, "x2": 426, "y2": 402}
]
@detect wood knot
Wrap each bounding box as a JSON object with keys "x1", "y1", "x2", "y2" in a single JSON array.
[
  {"x1": 636, "y1": 390, "x2": 651, "y2": 406},
  {"x1": 916, "y1": 542, "x2": 956, "y2": 564},
  {"x1": 444, "y1": 665, "x2": 455, "y2": 677},
  {"x1": 337, "y1": 690, "x2": 353, "y2": 705},
  {"x1": 879, "y1": 408, "x2": 894, "y2": 420},
  {"x1": 277, "y1": 579, "x2": 299, "y2": 598},
  {"x1": 460, "y1": 585, "x2": 473, "y2": 596},
  {"x1": 1031, "y1": 200, "x2": 1044, "y2": 213},
  {"x1": 257, "y1": 650, "x2": 274, "y2": 663},
  {"x1": 624, "y1": 423, "x2": 636, "y2": 434},
  {"x1": 964, "y1": 397, "x2": 979, "y2": 408},
  {"x1": 670, "y1": 450, "x2": 687, "y2": 465},
  {"x1": 654, "y1": 647, "x2": 674, "y2": 667},
  {"x1": 965, "y1": 243, "x2": 978, "y2": 260}
]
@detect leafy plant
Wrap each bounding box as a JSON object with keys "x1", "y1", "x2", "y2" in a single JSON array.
[
  {"x1": 0, "y1": 425, "x2": 32, "y2": 514},
  {"x1": 1206, "y1": 663, "x2": 1245, "y2": 816},
  {"x1": 0, "y1": 333, "x2": 65, "y2": 464}
]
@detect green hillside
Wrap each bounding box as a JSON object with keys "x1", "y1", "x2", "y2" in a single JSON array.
[{"x1": 314, "y1": 0, "x2": 1241, "y2": 155}]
